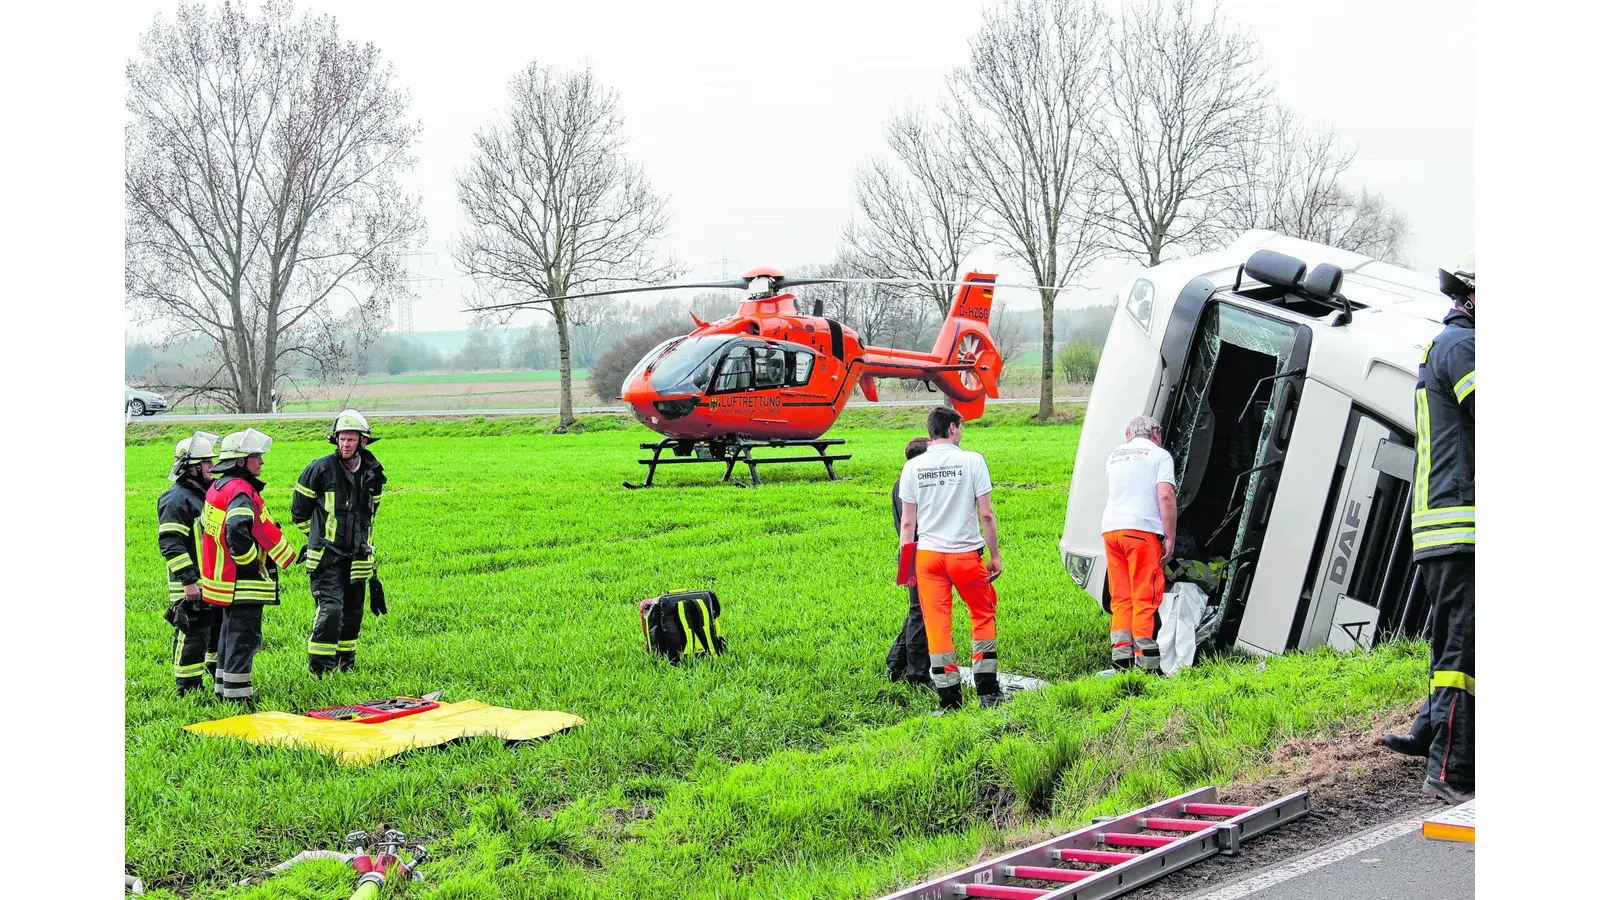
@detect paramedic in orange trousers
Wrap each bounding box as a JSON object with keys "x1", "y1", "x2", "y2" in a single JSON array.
[
  {"x1": 898, "y1": 407, "x2": 1005, "y2": 710},
  {"x1": 1101, "y1": 415, "x2": 1177, "y2": 674}
]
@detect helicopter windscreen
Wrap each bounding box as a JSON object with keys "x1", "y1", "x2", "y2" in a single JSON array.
[
  {"x1": 624, "y1": 337, "x2": 682, "y2": 391},
  {"x1": 646, "y1": 334, "x2": 738, "y2": 393}
]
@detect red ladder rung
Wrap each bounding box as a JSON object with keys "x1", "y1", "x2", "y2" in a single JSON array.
[
  {"x1": 1144, "y1": 817, "x2": 1217, "y2": 832},
  {"x1": 1103, "y1": 832, "x2": 1177, "y2": 848},
  {"x1": 959, "y1": 884, "x2": 1050, "y2": 899},
  {"x1": 1006, "y1": 866, "x2": 1095, "y2": 883},
  {"x1": 1051, "y1": 848, "x2": 1139, "y2": 865},
  {"x1": 1183, "y1": 802, "x2": 1254, "y2": 817}
]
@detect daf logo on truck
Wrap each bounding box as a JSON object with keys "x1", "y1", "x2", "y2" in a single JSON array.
[{"x1": 1328, "y1": 499, "x2": 1363, "y2": 586}]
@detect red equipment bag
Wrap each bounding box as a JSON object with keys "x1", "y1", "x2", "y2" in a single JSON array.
[
  {"x1": 896, "y1": 542, "x2": 918, "y2": 586},
  {"x1": 306, "y1": 696, "x2": 440, "y2": 724}
]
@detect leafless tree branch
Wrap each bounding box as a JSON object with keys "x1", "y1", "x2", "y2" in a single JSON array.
[{"x1": 452, "y1": 61, "x2": 681, "y2": 427}]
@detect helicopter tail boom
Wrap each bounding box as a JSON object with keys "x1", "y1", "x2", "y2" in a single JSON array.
[{"x1": 860, "y1": 272, "x2": 1003, "y2": 418}]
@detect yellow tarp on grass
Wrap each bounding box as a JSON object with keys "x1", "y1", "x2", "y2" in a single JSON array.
[{"x1": 185, "y1": 700, "x2": 585, "y2": 765}]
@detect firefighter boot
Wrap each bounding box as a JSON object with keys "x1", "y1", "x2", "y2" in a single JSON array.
[
  {"x1": 1381, "y1": 708, "x2": 1433, "y2": 757},
  {"x1": 335, "y1": 650, "x2": 356, "y2": 671},
  {"x1": 935, "y1": 684, "x2": 965, "y2": 711},
  {"x1": 974, "y1": 672, "x2": 1007, "y2": 708}
]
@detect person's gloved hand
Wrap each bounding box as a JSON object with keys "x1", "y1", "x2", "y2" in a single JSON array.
[{"x1": 369, "y1": 576, "x2": 388, "y2": 616}]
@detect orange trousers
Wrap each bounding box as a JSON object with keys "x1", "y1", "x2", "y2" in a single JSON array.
[
  {"x1": 917, "y1": 549, "x2": 998, "y2": 689},
  {"x1": 1103, "y1": 529, "x2": 1164, "y2": 670}
]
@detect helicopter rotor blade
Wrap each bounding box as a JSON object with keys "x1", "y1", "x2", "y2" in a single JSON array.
[
  {"x1": 789, "y1": 276, "x2": 1055, "y2": 292},
  {"x1": 462, "y1": 280, "x2": 751, "y2": 313}
]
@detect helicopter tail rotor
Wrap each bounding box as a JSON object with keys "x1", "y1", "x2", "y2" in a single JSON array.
[{"x1": 930, "y1": 275, "x2": 1003, "y2": 401}]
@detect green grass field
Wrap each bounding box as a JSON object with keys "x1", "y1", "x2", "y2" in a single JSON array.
[{"x1": 125, "y1": 412, "x2": 1427, "y2": 898}]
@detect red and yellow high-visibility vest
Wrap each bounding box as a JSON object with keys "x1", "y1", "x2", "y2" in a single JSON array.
[{"x1": 200, "y1": 475, "x2": 297, "y2": 606}]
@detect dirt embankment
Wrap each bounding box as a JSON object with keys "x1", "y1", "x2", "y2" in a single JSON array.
[{"x1": 1127, "y1": 704, "x2": 1449, "y2": 899}]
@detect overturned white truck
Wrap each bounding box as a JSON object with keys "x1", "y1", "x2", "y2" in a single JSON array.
[{"x1": 1060, "y1": 231, "x2": 1450, "y2": 656}]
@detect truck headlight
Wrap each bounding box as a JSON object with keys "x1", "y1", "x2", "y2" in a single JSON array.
[
  {"x1": 1064, "y1": 551, "x2": 1095, "y2": 588},
  {"x1": 1124, "y1": 278, "x2": 1155, "y2": 334}
]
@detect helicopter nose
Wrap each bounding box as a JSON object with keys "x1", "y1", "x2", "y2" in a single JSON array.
[{"x1": 620, "y1": 379, "x2": 655, "y2": 422}]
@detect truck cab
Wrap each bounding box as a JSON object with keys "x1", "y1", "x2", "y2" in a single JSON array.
[{"x1": 1060, "y1": 231, "x2": 1452, "y2": 656}]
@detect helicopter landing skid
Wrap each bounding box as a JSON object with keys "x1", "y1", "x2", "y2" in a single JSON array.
[{"x1": 624, "y1": 438, "x2": 851, "y2": 488}]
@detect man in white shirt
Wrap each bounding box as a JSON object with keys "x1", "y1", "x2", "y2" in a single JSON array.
[
  {"x1": 898, "y1": 406, "x2": 1004, "y2": 710},
  {"x1": 1101, "y1": 415, "x2": 1177, "y2": 674}
]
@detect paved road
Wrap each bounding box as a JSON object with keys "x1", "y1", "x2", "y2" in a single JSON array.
[
  {"x1": 1176, "y1": 813, "x2": 1472, "y2": 900},
  {"x1": 137, "y1": 396, "x2": 1089, "y2": 424}
]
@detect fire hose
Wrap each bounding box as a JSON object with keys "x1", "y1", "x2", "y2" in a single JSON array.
[{"x1": 231, "y1": 826, "x2": 429, "y2": 899}]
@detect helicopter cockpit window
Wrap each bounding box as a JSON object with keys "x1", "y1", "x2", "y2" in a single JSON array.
[
  {"x1": 752, "y1": 345, "x2": 786, "y2": 388},
  {"x1": 625, "y1": 337, "x2": 681, "y2": 390},
  {"x1": 788, "y1": 350, "x2": 814, "y2": 386},
  {"x1": 647, "y1": 335, "x2": 736, "y2": 392},
  {"x1": 713, "y1": 348, "x2": 754, "y2": 392}
]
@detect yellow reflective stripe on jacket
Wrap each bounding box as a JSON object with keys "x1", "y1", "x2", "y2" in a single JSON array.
[
  {"x1": 267, "y1": 535, "x2": 296, "y2": 568},
  {"x1": 1454, "y1": 370, "x2": 1475, "y2": 403},
  {"x1": 293, "y1": 520, "x2": 311, "y2": 534},
  {"x1": 159, "y1": 522, "x2": 190, "y2": 536},
  {"x1": 1412, "y1": 506, "x2": 1475, "y2": 533},
  {"x1": 1431, "y1": 670, "x2": 1475, "y2": 695},
  {"x1": 200, "y1": 577, "x2": 233, "y2": 605},
  {"x1": 226, "y1": 506, "x2": 256, "y2": 520},
  {"x1": 166, "y1": 554, "x2": 194, "y2": 573},
  {"x1": 322, "y1": 493, "x2": 338, "y2": 543},
  {"x1": 293, "y1": 481, "x2": 317, "y2": 499},
  {"x1": 1413, "y1": 529, "x2": 1475, "y2": 551},
  {"x1": 234, "y1": 543, "x2": 259, "y2": 565},
  {"x1": 1412, "y1": 388, "x2": 1431, "y2": 520}
]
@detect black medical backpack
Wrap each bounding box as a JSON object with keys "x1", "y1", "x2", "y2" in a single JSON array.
[{"x1": 639, "y1": 590, "x2": 727, "y2": 662}]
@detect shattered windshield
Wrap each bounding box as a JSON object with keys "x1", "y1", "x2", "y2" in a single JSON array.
[
  {"x1": 1168, "y1": 304, "x2": 1298, "y2": 504},
  {"x1": 647, "y1": 335, "x2": 738, "y2": 393}
]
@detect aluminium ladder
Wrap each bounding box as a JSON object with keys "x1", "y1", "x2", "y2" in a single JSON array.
[{"x1": 880, "y1": 785, "x2": 1309, "y2": 900}]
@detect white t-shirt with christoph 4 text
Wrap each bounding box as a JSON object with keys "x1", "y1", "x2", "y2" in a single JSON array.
[
  {"x1": 897, "y1": 442, "x2": 994, "y2": 553},
  {"x1": 1101, "y1": 437, "x2": 1176, "y2": 536}
]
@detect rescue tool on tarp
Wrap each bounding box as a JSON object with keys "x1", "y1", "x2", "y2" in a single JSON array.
[{"x1": 185, "y1": 697, "x2": 585, "y2": 764}]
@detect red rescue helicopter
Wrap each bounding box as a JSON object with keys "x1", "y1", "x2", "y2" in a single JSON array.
[{"x1": 476, "y1": 268, "x2": 1011, "y2": 486}]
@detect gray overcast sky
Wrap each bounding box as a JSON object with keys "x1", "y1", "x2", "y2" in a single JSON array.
[{"x1": 124, "y1": 0, "x2": 1473, "y2": 335}]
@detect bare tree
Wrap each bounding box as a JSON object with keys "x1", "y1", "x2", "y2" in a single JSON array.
[
  {"x1": 843, "y1": 108, "x2": 982, "y2": 316},
  {"x1": 1219, "y1": 106, "x2": 1411, "y2": 263},
  {"x1": 1093, "y1": 0, "x2": 1268, "y2": 265},
  {"x1": 789, "y1": 256, "x2": 928, "y2": 349},
  {"x1": 125, "y1": 0, "x2": 423, "y2": 413},
  {"x1": 453, "y1": 62, "x2": 679, "y2": 428},
  {"x1": 948, "y1": 0, "x2": 1111, "y2": 419}
]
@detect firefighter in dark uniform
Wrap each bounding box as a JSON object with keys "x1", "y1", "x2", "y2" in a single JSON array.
[
  {"x1": 200, "y1": 428, "x2": 299, "y2": 704},
  {"x1": 1391, "y1": 252, "x2": 1475, "y2": 803},
  {"x1": 157, "y1": 431, "x2": 222, "y2": 695},
  {"x1": 292, "y1": 409, "x2": 388, "y2": 675}
]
